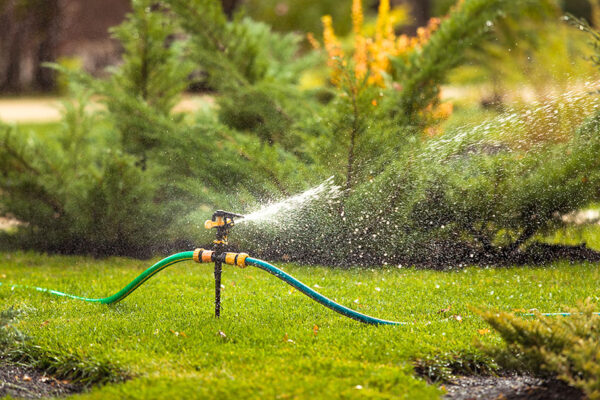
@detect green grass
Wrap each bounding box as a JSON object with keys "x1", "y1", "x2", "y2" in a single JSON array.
[
  {"x1": 1, "y1": 252, "x2": 599, "y2": 399},
  {"x1": 542, "y1": 224, "x2": 600, "y2": 251}
]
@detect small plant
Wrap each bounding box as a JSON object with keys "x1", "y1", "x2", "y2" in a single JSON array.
[{"x1": 478, "y1": 299, "x2": 600, "y2": 399}]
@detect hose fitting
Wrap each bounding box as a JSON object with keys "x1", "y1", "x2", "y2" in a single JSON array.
[
  {"x1": 193, "y1": 248, "x2": 214, "y2": 263},
  {"x1": 223, "y1": 252, "x2": 249, "y2": 268}
]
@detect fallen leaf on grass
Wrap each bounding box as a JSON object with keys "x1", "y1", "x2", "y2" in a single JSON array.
[
  {"x1": 283, "y1": 333, "x2": 295, "y2": 343},
  {"x1": 477, "y1": 328, "x2": 490, "y2": 335},
  {"x1": 170, "y1": 329, "x2": 186, "y2": 338},
  {"x1": 438, "y1": 305, "x2": 452, "y2": 314},
  {"x1": 40, "y1": 320, "x2": 50, "y2": 327},
  {"x1": 313, "y1": 325, "x2": 319, "y2": 336},
  {"x1": 22, "y1": 375, "x2": 31, "y2": 382}
]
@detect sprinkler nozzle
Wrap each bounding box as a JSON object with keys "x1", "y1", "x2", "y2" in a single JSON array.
[{"x1": 204, "y1": 210, "x2": 244, "y2": 230}]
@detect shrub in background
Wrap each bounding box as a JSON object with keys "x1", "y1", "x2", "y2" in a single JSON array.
[
  {"x1": 478, "y1": 300, "x2": 600, "y2": 399},
  {"x1": 0, "y1": 0, "x2": 315, "y2": 255}
]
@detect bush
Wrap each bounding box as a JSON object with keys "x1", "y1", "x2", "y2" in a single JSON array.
[
  {"x1": 478, "y1": 300, "x2": 600, "y2": 399},
  {"x1": 0, "y1": 0, "x2": 314, "y2": 256}
]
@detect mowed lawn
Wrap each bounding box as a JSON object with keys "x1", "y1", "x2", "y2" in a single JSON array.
[{"x1": 1, "y1": 251, "x2": 599, "y2": 399}]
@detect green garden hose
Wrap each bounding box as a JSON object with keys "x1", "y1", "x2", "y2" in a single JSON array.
[
  {"x1": 0, "y1": 251, "x2": 402, "y2": 325},
  {"x1": 245, "y1": 257, "x2": 402, "y2": 325},
  {"x1": 0, "y1": 252, "x2": 194, "y2": 304}
]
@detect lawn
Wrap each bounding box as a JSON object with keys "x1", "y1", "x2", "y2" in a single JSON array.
[{"x1": 1, "y1": 252, "x2": 599, "y2": 399}]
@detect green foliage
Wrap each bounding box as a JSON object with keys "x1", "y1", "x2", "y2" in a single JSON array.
[
  {"x1": 413, "y1": 351, "x2": 498, "y2": 383},
  {"x1": 453, "y1": 5, "x2": 599, "y2": 99},
  {"x1": 0, "y1": 107, "x2": 169, "y2": 256},
  {"x1": 0, "y1": 0, "x2": 317, "y2": 255},
  {"x1": 82, "y1": 0, "x2": 192, "y2": 160},
  {"x1": 3, "y1": 0, "x2": 600, "y2": 264},
  {"x1": 388, "y1": 0, "x2": 530, "y2": 127},
  {"x1": 478, "y1": 300, "x2": 600, "y2": 399},
  {"x1": 166, "y1": 0, "x2": 317, "y2": 148}
]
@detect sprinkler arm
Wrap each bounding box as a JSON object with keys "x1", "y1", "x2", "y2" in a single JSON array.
[{"x1": 204, "y1": 210, "x2": 244, "y2": 231}]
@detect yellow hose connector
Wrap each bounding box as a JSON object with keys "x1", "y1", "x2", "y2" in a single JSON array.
[
  {"x1": 193, "y1": 248, "x2": 214, "y2": 263},
  {"x1": 224, "y1": 252, "x2": 249, "y2": 268}
]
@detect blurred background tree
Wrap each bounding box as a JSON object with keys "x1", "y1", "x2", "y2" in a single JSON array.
[{"x1": 1, "y1": 0, "x2": 597, "y2": 94}]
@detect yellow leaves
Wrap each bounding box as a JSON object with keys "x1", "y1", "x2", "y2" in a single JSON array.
[
  {"x1": 319, "y1": 0, "x2": 442, "y2": 89},
  {"x1": 313, "y1": 324, "x2": 319, "y2": 336},
  {"x1": 351, "y1": 0, "x2": 363, "y2": 35},
  {"x1": 322, "y1": 15, "x2": 344, "y2": 86},
  {"x1": 478, "y1": 328, "x2": 491, "y2": 336},
  {"x1": 375, "y1": 0, "x2": 391, "y2": 42},
  {"x1": 354, "y1": 35, "x2": 368, "y2": 80},
  {"x1": 306, "y1": 32, "x2": 320, "y2": 50}
]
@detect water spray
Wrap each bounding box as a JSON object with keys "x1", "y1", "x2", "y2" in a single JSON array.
[{"x1": 0, "y1": 210, "x2": 401, "y2": 326}]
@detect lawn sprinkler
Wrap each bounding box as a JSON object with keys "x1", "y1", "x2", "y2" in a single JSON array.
[
  {"x1": 0, "y1": 210, "x2": 401, "y2": 326},
  {"x1": 196, "y1": 210, "x2": 400, "y2": 324},
  {"x1": 202, "y1": 210, "x2": 244, "y2": 317}
]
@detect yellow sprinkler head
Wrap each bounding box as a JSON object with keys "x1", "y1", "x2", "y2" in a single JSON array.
[
  {"x1": 205, "y1": 217, "x2": 224, "y2": 230},
  {"x1": 204, "y1": 210, "x2": 244, "y2": 230}
]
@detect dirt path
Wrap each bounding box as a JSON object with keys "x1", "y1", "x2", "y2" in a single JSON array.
[
  {"x1": 0, "y1": 95, "x2": 214, "y2": 123},
  {"x1": 0, "y1": 98, "x2": 63, "y2": 123}
]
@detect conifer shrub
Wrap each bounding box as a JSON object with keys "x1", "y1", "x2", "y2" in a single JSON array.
[
  {"x1": 0, "y1": 0, "x2": 314, "y2": 255},
  {"x1": 478, "y1": 300, "x2": 600, "y2": 399}
]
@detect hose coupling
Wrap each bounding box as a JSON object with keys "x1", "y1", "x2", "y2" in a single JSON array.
[
  {"x1": 223, "y1": 252, "x2": 249, "y2": 268},
  {"x1": 193, "y1": 248, "x2": 214, "y2": 263}
]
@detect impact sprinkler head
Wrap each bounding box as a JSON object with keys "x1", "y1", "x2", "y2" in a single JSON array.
[
  {"x1": 204, "y1": 210, "x2": 245, "y2": 244},
  {"x1": 204, "y1": 210, "x2": 244, "y2": 231}
]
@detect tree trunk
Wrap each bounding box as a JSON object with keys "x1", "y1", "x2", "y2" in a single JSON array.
[
  {"x1": 0, "y1": 0, "x2": 26, "y2": 92},
  {"x1": 33, "y1": 0, "x2": 62, "y2": 91},
  {"x1": 221, "y1": 0, "x2": 241, "y2": 19}
]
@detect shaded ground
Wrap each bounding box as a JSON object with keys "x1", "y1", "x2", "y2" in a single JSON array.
[
  {"x1": 0, "y1": 362, "x2": 82, "y2": 399},
  {"x1": 443, "y1": 375, "x2": 584, "y2": 400}
]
